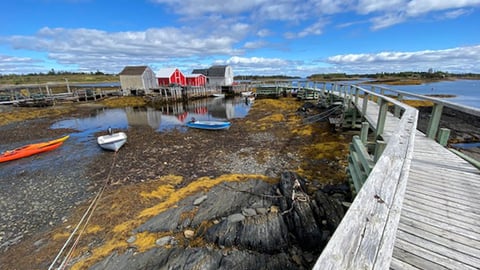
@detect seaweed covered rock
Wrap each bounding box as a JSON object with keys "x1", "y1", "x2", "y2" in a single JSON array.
[{"x1": 91, "y1": 173, "x2": 348, "y2": 269}]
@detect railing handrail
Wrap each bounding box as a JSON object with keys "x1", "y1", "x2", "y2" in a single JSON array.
[{"x1": 313, "y1": 84, "x2": 418, "y2": 269}]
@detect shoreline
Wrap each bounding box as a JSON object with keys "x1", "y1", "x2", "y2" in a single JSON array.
[
  {"x1": 1, "y1": 96, "x2": 479, "y2": 269},
  {"x1": 0, "y1": 97, "x2": 353, "y2": 269}
]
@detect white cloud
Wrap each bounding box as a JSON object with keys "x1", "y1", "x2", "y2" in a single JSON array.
[
  {"x1": 243, "y1": 41, "x2": 267, "y2": 49},
  {"x1": 152, "y1": 0, "x2": 268, "y2": 16},
  {"x1": 370, "y1": 12, "x2": 406, "y2": 30},
  {"x1": 218, "y1": 56, "x2": 288, "y2": 66},
  {"x1": 356, "y1": 0, "x2": 407, "y2": 14},
  {"x1": 406, "y1": 0, "x2": 480, "y2": 16},
  {"x1": 439, "y1": 8, "x2": 472, "y2": 19},
  {"x1": 256, "y1": 29, "x2": 271, "y2": 37},
  {"x1": 326, "y1": 45, "x2": 480, "y2": 73},
  {"x1": 3, "y1": 26, "x2": 245, "y2": 73}
]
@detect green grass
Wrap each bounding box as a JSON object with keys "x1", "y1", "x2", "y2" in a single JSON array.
[{"x1": 0, "y1": 74, "x2": 119, "y2": 85}]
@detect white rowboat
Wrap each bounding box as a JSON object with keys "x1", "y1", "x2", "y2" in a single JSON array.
[{"x1": 97, "y1": 132, "x2": 127, "y2": 152}]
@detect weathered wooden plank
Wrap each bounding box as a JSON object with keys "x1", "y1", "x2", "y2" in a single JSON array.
[
  {"x1": 407, "y1": 175, "x2": 480, "y2": 196},
  {"x1": 404, "y1": 191, "x2": 480, "y2": 219},
  {"x1": 408, "y1": 170, "x2": 480, "y2": 191},
  {"x1": 406, "y1": 180, "x2": 480, "y2": 207},
  {"x1": 400, "y1": 209, "x2": 480, "y2": 245},
  {"x1": 389, "y1": 257, "x2": 421, "y2": 270},
  {"x1": 398, "y1": 215, "x2": 480, "y2": 253},
  {"x1": 392, "y1": 236, "x2": 477, "y2": 270},
  {"x1": 402, "y1": 200, "x2": 480, "y2": 231},
  {"x1": 405, "y1": 187, "x2": 480, "y2": 214},
  {"x1": 405, "y1": 176, "x2": 480, "y2": 201},
  {"x1": 395, "y1": 230, "x2": 480, "y2": 269},
  {"x1": 392, "y1": 241, "x2": 450, "y2": 270},
  {"x1": 410, "y1": 158, "x2": 479, "y2": 174}
]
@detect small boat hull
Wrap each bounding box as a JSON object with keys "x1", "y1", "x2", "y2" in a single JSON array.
[
  {"x1": 0, "y1": 135, "x2": 69, "y2": 163},
  {"x1": 186, "y1": 120, "x2": 231, "y2": 130},
  {"x1": 97, "y1": 132, "x2": 127, "y2": 152}
]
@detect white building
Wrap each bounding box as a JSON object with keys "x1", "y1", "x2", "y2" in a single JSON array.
[{"x1": 119, "y1": 66, "x2": 158, "y2": 95}]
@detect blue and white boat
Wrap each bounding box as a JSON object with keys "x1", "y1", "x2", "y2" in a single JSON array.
[{"x1": 186, "y1": 120, "x2": 231, "y2": 130}]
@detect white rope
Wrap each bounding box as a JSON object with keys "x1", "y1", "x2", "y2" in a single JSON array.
[{"x1": 48, "y1": 152, "x2": 117, "y2": 270}]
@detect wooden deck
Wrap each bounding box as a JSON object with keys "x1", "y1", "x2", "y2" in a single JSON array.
[
  {"x1": 314, "y1": 84, "x2": 480, "y2": 269},
  {"x1": 361, "y1": 97, "x2": 480, "y2": 269},
  {"x1": 391, "y1": 132, "x2": 480, "y2": 269},
  {"x1": 362, "y1": 98, "x2": 480, "y2": 270}
]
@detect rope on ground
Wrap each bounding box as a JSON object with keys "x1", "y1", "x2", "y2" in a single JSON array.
[
  {"x1": 48, "y1": 151, "x2": 118, "y2": 270},
  {"x1": 302, "y1": 105, "x2": 343, "y2": 124}
]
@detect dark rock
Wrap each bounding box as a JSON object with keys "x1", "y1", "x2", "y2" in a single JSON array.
[
  {"x1": 278, "y1": 172, "x2": 324, "y2": 250},
  {"x1": 90, "y1": 247, "x2": 300, "y2": 270},
  {"x1": 206, "y1": 212, "x2": 289, "y2": 253},
  {"x1": 191, "y1": 180, "x2": 274, "y2": 226},
  {"x1": 94, "y1": 174, "x2": 348, "y2": 269},
  {"x1": 228, "y1": 213, "x2": 245, "y2": 223},
  {"x1": 242, "y1": 208, "x2": 257, "y2": 216},
  {"x1": 314, "y1": 191, "x2": 344, "y2": 231}
]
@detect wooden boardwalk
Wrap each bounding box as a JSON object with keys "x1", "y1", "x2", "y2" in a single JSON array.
[
  {"x1": 360, "y1": 97, "x2": 480, "y2": 269},
  {"x1": 390, "y1": 132, "x2": 480, "y2": 269}
]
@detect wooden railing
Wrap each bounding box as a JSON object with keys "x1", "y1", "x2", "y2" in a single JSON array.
[{"x1": 312, "y1": 84, "x2": 418, "y2": 269}]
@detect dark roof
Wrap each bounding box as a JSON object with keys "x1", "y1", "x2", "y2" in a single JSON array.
[
  {"x1": 119, "y1": 66, "x2": 149, "y2": 76},
  {"x1": 192, "y1": 65, "x2": 228, "y2": 77},
  {"x1": 208, "y1": 65, "x2": 227, "y2": 77},
  {"x1": 192, "y1": 69, "x2": 208, "y2": 76}
]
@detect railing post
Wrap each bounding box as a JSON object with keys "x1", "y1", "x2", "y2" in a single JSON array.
[
  {"x1": 362, "y1": 93, "x2": 369, "y2": 116},
  {"x1": 360, "y1": 122, "x2": 369, "y2": 145},
  {"x1": 394, "y1": 94, "x2": 404, "y2": 117},
  {"x1": 375, "y1": 98, "x2": 388, "y2": 138},
  {"x1": 374, "y1": 140, "x2": 386, "y2": 162},
  {"x1": 438, "y1": 128, "x2": 451, "y2": 146},
  {"x1": 426, "y1": 103, "x2": 444, "y2": 139},
  {"x1": 349, "y1": 87, "x2": 358, "y2": 128},
  {"x1": 378, "y1": 88, "x2": 385, "y2": 105}
]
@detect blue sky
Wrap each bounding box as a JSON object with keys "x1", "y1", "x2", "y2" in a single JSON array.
[{"x1": 1, "y1": 0, "x2": 479, "y2": 77}]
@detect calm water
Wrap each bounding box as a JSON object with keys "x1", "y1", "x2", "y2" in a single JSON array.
[
  {"x1": 375, "y1": 79, "x2": 480, "y2": 108},
  {"x1": 51, "y1": 96, "x2": 252, "y2": 136},
  {"x1": 289, "y1": 79, "x2": 480, "y2": 108}
]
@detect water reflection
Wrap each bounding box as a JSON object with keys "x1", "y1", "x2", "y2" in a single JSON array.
[{"x1": 51, "y1": 96, "x2": 252, "y2": 134}]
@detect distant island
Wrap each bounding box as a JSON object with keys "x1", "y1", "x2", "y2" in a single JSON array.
[
  {"x1": 1, "y1": 69, "x2": 480, "y2": 86},
  {"x1": 237, "y1": 71, "x2": 480, "y2": 85}
]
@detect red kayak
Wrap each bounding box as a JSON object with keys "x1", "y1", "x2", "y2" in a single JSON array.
[{"x1": 0, "y1": 135, "x2": 69, "y2": 163}]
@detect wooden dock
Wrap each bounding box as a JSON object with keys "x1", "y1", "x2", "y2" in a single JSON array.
[
  {"x1": 391, "y1": 133, "x2": 480, "y2": 269},
  {"x1": 313, "y1": 84, "x2": 480, "y2": 269}
]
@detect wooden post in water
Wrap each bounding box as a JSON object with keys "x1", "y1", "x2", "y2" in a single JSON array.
[{"x1": 426, "y1": 103, "x2": 444, "y2": 139}]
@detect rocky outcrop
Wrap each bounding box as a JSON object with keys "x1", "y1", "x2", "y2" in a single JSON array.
[{"x1": 91, "y1": 172, "x2": 348, "y2": 269}]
